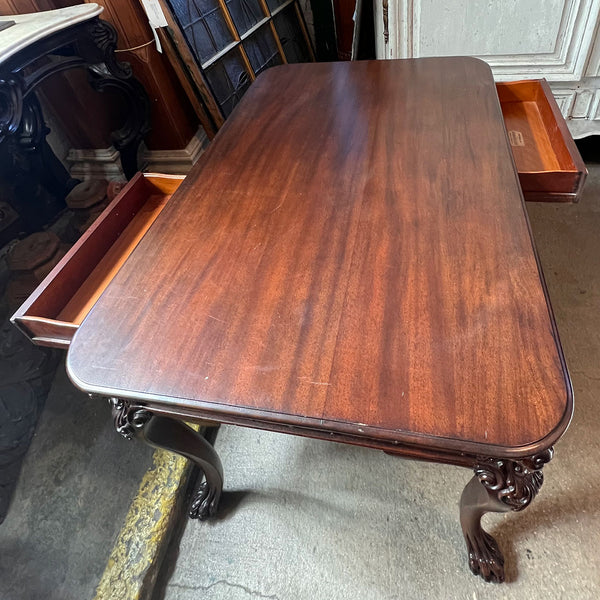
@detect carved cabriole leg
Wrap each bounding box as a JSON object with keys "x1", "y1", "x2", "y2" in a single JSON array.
[
  {"x1": 459, "y1": 449, "x2": 553, "y2": 583},
  {"x1": 109, "y1": 398, "x2": 223, "y2": 520}
]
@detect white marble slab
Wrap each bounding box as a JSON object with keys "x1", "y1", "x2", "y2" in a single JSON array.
[{"x1": 0, "y1": 3, "x2": 103, "y2": 65}]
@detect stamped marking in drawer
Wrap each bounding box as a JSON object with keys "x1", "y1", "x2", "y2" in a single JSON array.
[{"x1": 508, "y1": 130, "x2": 525, "y2": 147}]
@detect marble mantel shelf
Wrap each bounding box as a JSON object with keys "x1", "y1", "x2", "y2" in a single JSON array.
[{"x1": 0, "y1": 3, "x2": 103, "y2": 64}]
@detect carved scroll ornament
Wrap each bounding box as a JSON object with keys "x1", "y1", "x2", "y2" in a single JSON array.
[
  {"x1": 475, "y1": 448, "x2": 553, "y2": 511},
  {"x1": 0, "y1": 77, "x2": 24, "y2": 141},
  {"x1": 109, "y1": 397, "x2": 152, "y2": 440}
]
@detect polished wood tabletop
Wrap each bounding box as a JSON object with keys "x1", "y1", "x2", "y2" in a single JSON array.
[{"x1": 66, "y1": 58, "x2": 572, "y2": 461}]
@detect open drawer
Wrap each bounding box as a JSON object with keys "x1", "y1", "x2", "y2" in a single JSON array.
[
  {"x1": 496, "y1": 79, "x2": 586, "y2": 202},
  {"x1": 11, "y1": 172, "x2": 184, "y2": 349}
]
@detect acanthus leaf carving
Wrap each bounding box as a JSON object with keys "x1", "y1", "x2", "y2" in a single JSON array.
[
  {"x1": 109, "y1": 397, "x2": 152, "y2": 440},
  {"x1": 474, "y1": 448, "x2": 553, "y2": 511}
]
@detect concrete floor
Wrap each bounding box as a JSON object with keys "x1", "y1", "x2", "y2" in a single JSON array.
[
  {"x1": 0, "y1": 363, "x2": 154, "y2": 600},
  {"x1": 0, "y1": 210, "x2": 157, "y2": 600},
  {"x1": 156, "y1": 166, "x2": 600, "y2": 600}
]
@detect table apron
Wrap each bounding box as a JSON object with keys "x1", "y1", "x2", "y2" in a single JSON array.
[{"x1": 134, "y1": 401, "x2": 494, "y2": 469}]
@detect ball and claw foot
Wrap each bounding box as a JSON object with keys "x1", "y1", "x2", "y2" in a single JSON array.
[
  {"x1": 464, "y1": 528, "x2": 505, "y2": 583},
  {"x1": 189, "y1": 480, "x2": 221, "y2": 520},
  {"x1": 460, "y1": 451, "x2": 551, "y2": 582},
  {"x1": 459, "y1": 473, "x2": 511, "y2": 583}
]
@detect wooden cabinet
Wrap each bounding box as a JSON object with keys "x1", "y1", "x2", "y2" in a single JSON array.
[{"x1": 374, "y1": 0, "x2": 600, "y2": 138}]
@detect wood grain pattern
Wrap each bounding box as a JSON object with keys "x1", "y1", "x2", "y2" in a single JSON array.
[
  {"x1": 497, "y1": 79, "x2": 586, "y2": 201},
  {"x1": 11, "y1": 173, "x2": 183, "y2": 345},
  {"x1": 57, "y1": 194, "x2": 171, "y2": 324},
  {"x1": 66, "y1": 59, "x2": 572, "y2": 458}
]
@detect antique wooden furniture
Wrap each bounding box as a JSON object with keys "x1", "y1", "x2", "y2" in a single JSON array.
[{"x1": 12, "y1": 58, "x2": 576, "y2": 583}]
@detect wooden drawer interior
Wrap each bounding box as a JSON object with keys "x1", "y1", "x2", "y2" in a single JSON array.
[
  {"x1": 496, "y1": 79, "x2": 586, "y2": 202},
  {"x1": 11, "y1": 173, "x2": 184, "y2": 348}
]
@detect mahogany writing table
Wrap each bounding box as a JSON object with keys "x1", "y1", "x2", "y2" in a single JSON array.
[{"x1": 14, "y1": 58, "x2": 574, "y2": 583}]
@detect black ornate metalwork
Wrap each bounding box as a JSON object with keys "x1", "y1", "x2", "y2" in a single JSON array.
[
  {"x1": 88, "y1": 69, "x2": 150, "y2": 178},
  {"x1": 79, "y1": 19, "x2": 133, "y2": 79},
  {"x1": 108, "y1": 397, "x2": 152, "y2": 440},
  {"x1": 460, "y1": 449, "x2": 554, "y2": 583},
  {"x1": 0, "y1": 76, "x2": 23, "y2": 138},
  {"x1": 0, "y1": 17, "x2": 150, "y2": 181},
  {"x1": 17, "y1": 93, "x2": 46, "y2": 150},
  {"x1": 0, "y1": 87, "x2": 76, "y2": 232}
]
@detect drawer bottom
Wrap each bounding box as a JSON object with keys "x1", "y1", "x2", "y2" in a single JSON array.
[{"x1": 12, "y1": 173, "x2": 184, "y2": 348}]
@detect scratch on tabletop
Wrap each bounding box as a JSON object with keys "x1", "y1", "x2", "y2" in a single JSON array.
[
  {"x1": 207, "y1": 314, "x2": 226, "y2": 323},
  {"x1": 268, "y1": 199, "x2": 285, "y2": 213},
  {"x1": 298, "y1": 377, "x2": 330, "y2": 386}
]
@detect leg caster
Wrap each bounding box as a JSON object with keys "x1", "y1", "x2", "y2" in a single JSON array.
[
  {"x1": 459, "y1": 450, "x2": 553, "y2": 582},
  {"x1": 109, "y1": 397, "x2": 223, "y2": 520}
]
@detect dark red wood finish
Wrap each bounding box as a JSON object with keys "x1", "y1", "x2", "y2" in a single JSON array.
[
  {"x1": 66, "y1": 59, "x2": 572, "y2": 461},
  {"x1": 496, "y1": 79, "x2": 586, "y2": 202},
  {"x1": 11, "y1": 173, "x2": 183, "y2": 347}
]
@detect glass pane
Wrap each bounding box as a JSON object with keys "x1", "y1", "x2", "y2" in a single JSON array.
[
  {"x1": 274, "y1": 6, "x2": 310, "y2": 63},
  {"x1": 205, "y1": 52, "x2": 252, "y2": 116},
  {"x1": 168, "y1": 0, "x2": 235, "y2": 64},
  {"x1": 244, "y1": 26, "x2": 282, "y2": 75},
  {"x1": 226, "y1": 0, "x2": 266, "y2": 36},
  {"x1": 265, "y1": 0, "x2": 287, "y2": 13}
]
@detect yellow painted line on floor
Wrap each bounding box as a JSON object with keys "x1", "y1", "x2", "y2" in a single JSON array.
[{"x1": 93, "y1": 426, "x2": 200, "y2": 600}]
